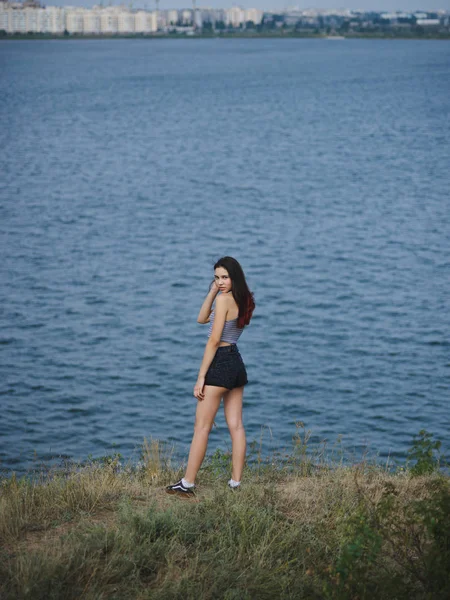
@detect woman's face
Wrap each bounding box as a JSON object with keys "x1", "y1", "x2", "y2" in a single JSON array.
[{"x1": 214, "y1": 267, "x2": 232, "y2": 293}]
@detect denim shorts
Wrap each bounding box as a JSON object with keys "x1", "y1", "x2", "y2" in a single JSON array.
[{"x1": 204, "y1": 345, "x2": 248, "y2": 390}]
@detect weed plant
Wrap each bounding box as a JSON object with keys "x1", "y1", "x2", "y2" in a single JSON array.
[{"x1": 0, "y1": 428, "x2": 448, "y2": 599}]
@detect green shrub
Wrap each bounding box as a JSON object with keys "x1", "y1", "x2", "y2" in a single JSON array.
[
  {"x1": 325, "y1": 477, "x2": 450, "y2": 599},
  {"x1": 407, "y1": 429, "x2": 442, "y2": 476}
]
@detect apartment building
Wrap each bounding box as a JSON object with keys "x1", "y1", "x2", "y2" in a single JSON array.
[
  {"x1": 0, "y1": 3, "x2": 157, "y2": 34},
  {"x1": 135, "y1": 10, "x2": 157, "y2": 33}
]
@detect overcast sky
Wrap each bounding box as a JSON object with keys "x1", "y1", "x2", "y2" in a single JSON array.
[{"x1": 46, "y1": 1, "x2": 450, "y2": 12}]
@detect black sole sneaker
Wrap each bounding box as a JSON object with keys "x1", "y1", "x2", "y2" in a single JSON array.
[{"x1": 166, "y1": 480, "x2": 196, "y2": 498}]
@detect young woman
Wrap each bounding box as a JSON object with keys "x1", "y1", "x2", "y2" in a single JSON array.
[{"x1": 166, "y1": 256, "x2": 255, "y2": 498}]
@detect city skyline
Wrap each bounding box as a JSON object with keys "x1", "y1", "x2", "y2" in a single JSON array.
[
  {"x1": 33, "y1": 2, "x2": 450, "y2": 13},
  {"x1": 4, "y1": 0, "x2": 447, "y2": 36}
]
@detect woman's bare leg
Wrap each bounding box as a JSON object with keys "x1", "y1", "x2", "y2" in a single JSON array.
[
  {"x1": 184, "y1": 385, "x2": 227, "y2": 483},
  {"x1": 223, "y1": 386, "x2": 246, "y2": 482}
]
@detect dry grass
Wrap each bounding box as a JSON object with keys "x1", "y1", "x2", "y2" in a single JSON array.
[
  {"x1": 276, "y1": 467, "x2": 433, "y2": 522},
  {"x1": 0, "y1": 436, "x2": 449, "y2": 600}
]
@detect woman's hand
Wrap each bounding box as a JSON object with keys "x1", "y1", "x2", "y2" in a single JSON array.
[
  {"x1": 209, "y1": 279, "x2": 220, "y2": 295},
  {"x1": 194, "y1": 377, "x2": 205, "y2": 401}
]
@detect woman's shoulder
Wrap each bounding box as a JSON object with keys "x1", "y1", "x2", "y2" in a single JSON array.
[
  {"x1": 214, "y1": 292, "x2": 226, "y2": 302},
  {"x1": 215, "y1": 292, "x2": 236, "y2": 312}
]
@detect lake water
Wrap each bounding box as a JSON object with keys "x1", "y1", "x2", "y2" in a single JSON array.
[{"x1": 1, "y1": 38, "x2": 449, "y2": 474}]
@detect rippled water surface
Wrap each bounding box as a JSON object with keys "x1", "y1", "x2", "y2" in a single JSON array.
[{"x1": 1, "y1": 39, "x2": 449, "y2": 473}]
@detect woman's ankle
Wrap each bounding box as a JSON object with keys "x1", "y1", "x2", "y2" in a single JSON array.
[
  {"x1": 228, "y1": 478, "x2": 241, "y2": 488},
  {"x1": 181, "y1": 477, "x2": 195, "y2": 488}
]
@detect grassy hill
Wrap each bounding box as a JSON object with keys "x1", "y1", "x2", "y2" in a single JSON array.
[{"x1": 1, "y1": 430, "x2": 449, "y2": 599}]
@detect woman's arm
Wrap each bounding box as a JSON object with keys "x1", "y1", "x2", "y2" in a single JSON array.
[
  {"x1": 194, "y1": 294, "x2": 229, "y2": 400},
  {"x1": 197, "y1": 283, "x2": 219, "y2": 324}
]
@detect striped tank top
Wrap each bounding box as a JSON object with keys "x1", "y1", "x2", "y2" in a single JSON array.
[{"x1": 208, "y1": 311, "x2": 243, "y2": 344}]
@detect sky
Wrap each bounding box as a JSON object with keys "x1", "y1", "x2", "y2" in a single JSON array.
[{"x1": 45, "y1": 1, "x2": 450, "y2": 11}]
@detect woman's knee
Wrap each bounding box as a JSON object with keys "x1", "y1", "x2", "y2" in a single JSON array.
[
  {"x1": 194, "y1": 421, "x2": 213, "y2": 435},
  {"x1": 227, "y1": 421, "x2": 245, "y2": 436}
]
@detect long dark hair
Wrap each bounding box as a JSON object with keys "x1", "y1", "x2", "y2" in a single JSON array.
[{"x1": 214, "y1": 256, "x2": 255, "y2": 328}]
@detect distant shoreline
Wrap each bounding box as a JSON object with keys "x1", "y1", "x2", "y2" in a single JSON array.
[{"x1": 2, "y1": 32, "x2": 450, "y2": 41}]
